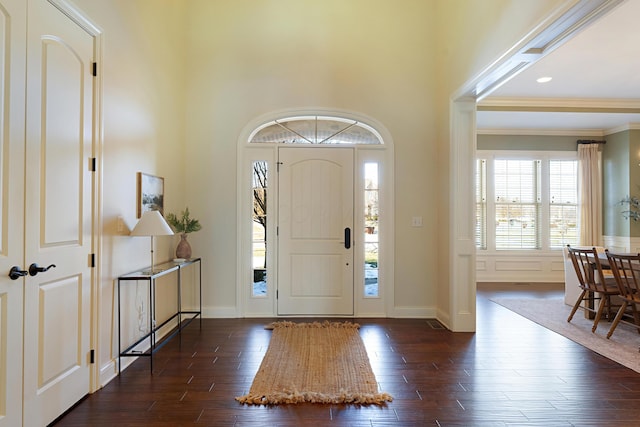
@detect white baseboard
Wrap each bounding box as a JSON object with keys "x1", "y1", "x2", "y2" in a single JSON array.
[
  {"x1": 99, "y1": 360, "x2": 118, "y2": 389},
  {"x1": 202, "y1": 306, "x2": 239, "y2": 318},
  {"x1": 436, "y1": 308, "x2": 451, "y2": 330},
  {"x1": 391, "y1": 305, "x2": 437, "y2": 318}
]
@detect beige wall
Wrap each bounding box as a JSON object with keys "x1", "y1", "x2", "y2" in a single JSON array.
[
  {"x1": 67, "y1": 0, "x2": 570, "y2": 383},
  {"x1": 183, "y1": 0, "x2": 438, "y2": 314},
  {"x1": 434, "y1": 0, "x2": 568, "y2": 319},
  {"x1": 72, "y1": 0, "x2": 188, "y2": 379}
]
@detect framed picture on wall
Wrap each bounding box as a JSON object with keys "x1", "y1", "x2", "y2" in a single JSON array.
[{"x1": 137, "y1": 172, "x2": 164, "y2": 218}]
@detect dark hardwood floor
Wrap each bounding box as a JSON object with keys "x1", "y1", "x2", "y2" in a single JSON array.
[{"x1": 53, "y1": 283, "x2": 640, "y2": 426}]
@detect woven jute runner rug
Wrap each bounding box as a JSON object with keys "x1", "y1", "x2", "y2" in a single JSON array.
[{"x1": 236, "y1": 321, "x2": 393, "y2": 405}]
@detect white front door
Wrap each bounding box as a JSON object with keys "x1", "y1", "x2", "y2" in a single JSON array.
[
  {"x1": 23, "y1": 1, "x2": 94, "y2": 425},
  {"x1": 277, "y1": 147, "x2": 354, "y2": 316},
  {"x1": 0, "y1": 0, "x2": 26, "y2": 425}
]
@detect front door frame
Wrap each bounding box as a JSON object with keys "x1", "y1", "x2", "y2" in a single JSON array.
[{"x1": 237, "y1": 108, "x2": 394, "y2": 318}]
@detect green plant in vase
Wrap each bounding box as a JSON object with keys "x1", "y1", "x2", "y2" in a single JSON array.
[
  {"x1": 620, "y1": 195, "x2": 640, "y2": 221},
  {"x1": 165, "y1": 207, "x2": 202, "y2": 259}
]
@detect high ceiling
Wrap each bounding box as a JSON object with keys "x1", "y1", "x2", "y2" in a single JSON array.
[{"x1": 477, "y1": 0, "x2": 640, "y2": 135}]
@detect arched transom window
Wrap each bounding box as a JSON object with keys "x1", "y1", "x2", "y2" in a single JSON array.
[{"x1": 249, "y1": 116, "x2": 383, "y2": 145}]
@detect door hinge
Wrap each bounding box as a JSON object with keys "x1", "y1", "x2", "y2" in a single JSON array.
[
  {"x1": 89, "y1": 157, "x2": 96, "y2": 171},
  {"x1": 90, "y1": 349, "x2": 95, "y2": 364},
  {"x1": 276, "y1": 289, "x2": 278, "y2": 299},
  {"x1": 92, "y1": 62, "x2": 97, "y2": 77},
  {"x1": 89, "y1": 253, "x2": 95, "y2": 267},
  {"x1": 277, "y1": 161, "x2": 283, "y2": 172}
]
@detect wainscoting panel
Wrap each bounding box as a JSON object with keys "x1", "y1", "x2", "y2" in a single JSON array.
[
  {"x1": 476, "y1": 252, "x2": 564, "y2": 282},
  {"x1": 478, "y1": 238, "x2": 640, "y2": 282},
  {"x1": 495, "y1": 260, "x2": 542, "y2": 271},
  {"x1": 603, "y1": 235, "x2": 640, "y2": 253}
]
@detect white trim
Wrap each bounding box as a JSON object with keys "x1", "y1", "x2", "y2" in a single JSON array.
[
  {"x1": 477, "y1": 128, "x2": 606, "y2": 137},
  {"x1": 392, "y1": 306, "x2": 437, "y2": 319},
  {"x1": 236, "y1": 149, "x2": 277, "y2": 317},
  {"x1": 605, "y1": 123, "x2": 640, "y2": 135},
  {"x1": 478, "y1": 97, "x2": 640, "y2": 111},
  {"x1": 356, "y1": 149, "x2": 393, "y2": 317},
  {"x1": 449, "y1": 100, "x2": 477, "y2": 332},
  {"x1": 99, "y1": 361, "x2": 117, "y2": 388}
]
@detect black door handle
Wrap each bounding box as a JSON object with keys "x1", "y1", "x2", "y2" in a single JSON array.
[
  {"x1": 29, "y1": 263, "x2": 56, "y2": 276},
  {"x1": 8, "y1": 266, "x2": 28, "y2": 280},
  {"x1": 344, "y1": 227, "x2": 351, "y2": 249}
]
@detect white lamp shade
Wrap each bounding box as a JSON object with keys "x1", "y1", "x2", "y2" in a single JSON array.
[{"x1": 130, "y1": 210, "x2": 174, "y2": 236}]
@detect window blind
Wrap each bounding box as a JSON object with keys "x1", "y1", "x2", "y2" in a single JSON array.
[
  {"x1": 475, "y1": 153, "x2": 578, "y2": 251},
  {"x1": 549, "y1": 160, "x2": 578, "y2": 247},
  {"x1": 494, "y1": 159, "x2": 541, "y2": 249}
]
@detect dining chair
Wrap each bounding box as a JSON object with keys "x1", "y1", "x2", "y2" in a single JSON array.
[
  {"x1": 563, "y1": 245, "x2": 611, "y2": 306},
  {"x1": 603, "y1": 250, "x2": 640, "y2": 339},
  {"x1": 566, "y1": 245, "x2": 620, "y2": 332}
]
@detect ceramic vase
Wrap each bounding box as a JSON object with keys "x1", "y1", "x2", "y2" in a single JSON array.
[{"x1": 175, "y1": 233, "x2": 192, "y2": 259}]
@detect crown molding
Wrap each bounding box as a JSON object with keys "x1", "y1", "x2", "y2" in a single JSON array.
[
  {"x1": 477, "y1": 128, "x2": 605, "y2": 137},
  {"x1": 605, "y1": 122, "x2": 640, "y2": 135},
  {"x1": 478, "y1": 97, "x2": 640, "y2": 112},
  {"x1": 478, "y1": 122, "x2": 640, "y2": 137}
]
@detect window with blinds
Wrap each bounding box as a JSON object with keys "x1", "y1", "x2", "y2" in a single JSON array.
[
  {"x1": 494, "y1": 159, "x2": 541, "y2": 249},
  {"x1": 475, "y1": 152, "x2": 578, "y2": 251},
  {"x1": 549, "y1": 160, "x2": 578, "y2": 248}
]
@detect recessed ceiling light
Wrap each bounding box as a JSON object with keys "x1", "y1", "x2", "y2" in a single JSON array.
[{"x1": 536, "y1": 76, "x2": 552, "y2": 83}]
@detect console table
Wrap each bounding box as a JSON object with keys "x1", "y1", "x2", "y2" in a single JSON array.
[{"x1": 117, "y1": 258, "x2": 201, "y2": 374}]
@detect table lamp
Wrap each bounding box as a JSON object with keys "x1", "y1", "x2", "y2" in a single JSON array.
[{"x1": 130, "y1": 210, "x2": 174, "y2": 274}]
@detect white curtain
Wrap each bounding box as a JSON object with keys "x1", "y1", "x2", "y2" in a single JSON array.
[{"x1": 578, "y1": 143, "x2": 602, "y2": 246}]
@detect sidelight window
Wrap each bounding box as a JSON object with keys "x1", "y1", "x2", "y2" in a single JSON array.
[
  {"x1": 364, "y1": 162, "x2": 379, "y2": 297},
  {"x1": 252, "y1": 161, "x2": 268, "y2": 297}
]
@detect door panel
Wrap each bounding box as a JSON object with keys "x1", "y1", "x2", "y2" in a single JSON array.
[
  {"x1": 42, "y1": 36, "x2": 84, "y2": 245},
  {"x1": 23, "y1": 1, "x2": 94, "y2": 425},
  {"x1": 278, "y1": 147, "x2": 354, "y2": 315},
  {"x1": 39, "y1": 276, "x2": 83, "y2": 385},
  {"x1": 0, "y1": 0, "x2": 26, "y2": 426}
]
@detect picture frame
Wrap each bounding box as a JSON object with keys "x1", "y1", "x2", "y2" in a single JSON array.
[{"x1": 137, "y1": 172, "x2": 164, "y2": 218}]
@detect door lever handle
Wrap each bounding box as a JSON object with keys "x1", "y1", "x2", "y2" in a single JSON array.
[
  {"x1": 8, "y1": 266, "x2": 28, "y2": 280},
  {"x1": 29, "y1": 263, "x2": 56, "y2": 276},
  {"x1": 344, "y1": 227, "x2": 351, "y2": 249}
]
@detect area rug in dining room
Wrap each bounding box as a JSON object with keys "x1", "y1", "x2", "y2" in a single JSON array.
[
  {"x1": 492, "y1": 297, "x2": 640, "y2": 373},
  {"x1": 235, "y1": 321, "x2": 393, "y2": 405}
]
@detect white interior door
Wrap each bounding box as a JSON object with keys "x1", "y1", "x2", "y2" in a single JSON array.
[
  {"x1": 0, "y1": 0, "x2": 26, "y2": 426},
  {"x1": 23, "y1": 1, "x2": 94, "y2": 425},
  {"x1": 277, "y1": 147, "x2": 354, "y2": 316}
]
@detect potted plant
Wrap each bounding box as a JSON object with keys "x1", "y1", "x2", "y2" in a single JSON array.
[
  {"x1": 165, "y1": 207, "x2": 202, "y2": 259},
  {"x1": 620, "y1": 195, "x2": 640, "y2": 221}
]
